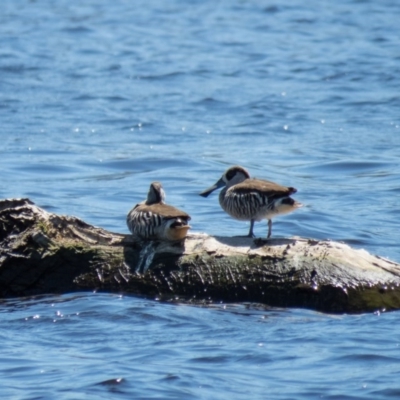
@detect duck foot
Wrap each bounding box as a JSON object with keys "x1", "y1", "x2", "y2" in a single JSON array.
[
  {"x1": 253, "y1": 238, "x2": 270, "y2": 247},
  {"x1": 234, "y1": 234, "x2": 255, "y2": 239}
]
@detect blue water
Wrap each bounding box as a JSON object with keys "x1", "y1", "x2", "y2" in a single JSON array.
[{"x1": 1, "y1": 0, "x2": 400, "y2": 398}]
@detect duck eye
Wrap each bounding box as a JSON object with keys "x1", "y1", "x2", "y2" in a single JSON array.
[{"x1": 226, "y1": 169, "x2": 236, "y2": 180}]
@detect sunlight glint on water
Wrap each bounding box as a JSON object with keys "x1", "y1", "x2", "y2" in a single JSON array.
[{"x1": 1, "y1": 0, "x2": 400, "y2": 398}]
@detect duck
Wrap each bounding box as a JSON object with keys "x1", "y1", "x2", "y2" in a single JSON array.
[
  {"x1": 200, "y1": 165, "x2": 301, "y2": 238},
  {"x1": 127, "y1": 182, "x2": 191, "y2": 241}
]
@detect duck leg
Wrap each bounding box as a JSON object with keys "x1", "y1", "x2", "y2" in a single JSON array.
[
  {"x1": 267, "y1": 219, "x2": 272, "y2": 239},
  {"x1": 247, "y1": 219, "x2": 255, "y2": 238}
]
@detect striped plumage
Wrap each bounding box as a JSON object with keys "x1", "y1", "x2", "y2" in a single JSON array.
[
  {"x1": 127, "y1": 182, "x2": 191, "y2": 241},
  {"x1": 200, "y1": 166, "x2": 302, "y2": 238}
]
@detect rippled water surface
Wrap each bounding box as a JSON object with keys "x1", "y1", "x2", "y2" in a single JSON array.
[
  {"x1": 1, "y1": 0, "x2": 400, "y2": 398},
  {"x1": 2, "y1": 293, "x2": 400, "y2": 400}
]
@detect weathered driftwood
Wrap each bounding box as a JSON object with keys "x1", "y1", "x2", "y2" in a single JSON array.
[{"x1": 1, "y1": 198, "x2": 400, "y2": 313}]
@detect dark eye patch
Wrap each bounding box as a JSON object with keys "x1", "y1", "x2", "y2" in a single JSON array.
[{"x1": 226, "y1": 168, "x2": 236, "y2": 180}]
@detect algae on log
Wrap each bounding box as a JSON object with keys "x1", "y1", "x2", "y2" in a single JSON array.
[{"x1": 1, "y1": 198, "x2": 400, "y2": 313}]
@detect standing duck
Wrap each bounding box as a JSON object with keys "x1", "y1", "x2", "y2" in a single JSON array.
[{"x1": 200, "y1": 165, "x2": 301, "y2": 238}]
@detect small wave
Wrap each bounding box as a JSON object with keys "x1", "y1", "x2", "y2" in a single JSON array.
[
  {"x1": 299, "y1": 160, "x2": 394, "y2": 174},
  {"x1": 0, "y1": 64, "x2": 41, "y2": 74},
  {"x1": 138, "y1": 71, "x2": 186, "y2": 81}
]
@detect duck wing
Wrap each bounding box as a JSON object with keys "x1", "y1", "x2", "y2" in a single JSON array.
[
  {"x1": 232, "y1": 178, "x2": 297, "y2": 199},
  {"x1": 138, "y1": 203, "x2": 191, "y2": 221}
]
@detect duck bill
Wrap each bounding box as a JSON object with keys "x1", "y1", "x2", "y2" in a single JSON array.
[
  {"x1": 199, "y1": 178, "x2": 225, "y2": 198},
  {"x1": 167, "y1": 225, "x2": 191, "y2": 241}
]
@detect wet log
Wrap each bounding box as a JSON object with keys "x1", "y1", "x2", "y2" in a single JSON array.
[{"x1": 1, "y1": 198, "x2": 400, "y2": 314}]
